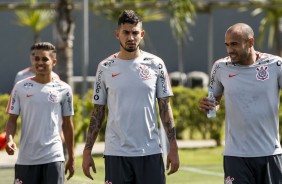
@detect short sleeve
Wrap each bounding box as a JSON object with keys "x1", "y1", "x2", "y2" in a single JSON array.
[
  {"x1": 62, "y1": 87, "x2": 74, "y2": 116},
  {"x1": 156, "y1": 60, "x2": 173, "y2": 98},
  {"x1": 277, "y1": 59, "x2": 282, "y2": 89},
  {"x1": 209, "y1": 62, "x2": 224, "y2": 97},
  {"x1": 92, "y1": 63, "x2": 107, "y2": 105},
  {"x1": 6, "y1": 85, "x2": 20, "y2": 115}
]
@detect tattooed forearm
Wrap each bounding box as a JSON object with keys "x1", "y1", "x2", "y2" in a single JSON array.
[
  {"x1": 158, "y1": 97, "x2": 176, "y2": 141},
  {"x1": 165, "y1": 121, "x2": 176, "y2": 141},
  {"x1": 84, "y1": 104, "x2": 106, "y2": 150}
]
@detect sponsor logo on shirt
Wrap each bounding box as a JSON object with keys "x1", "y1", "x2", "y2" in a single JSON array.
[
  {"x1": 159, "y1": 63, "x2": 168, "y2": 94},
  {"x1": 112, "y1": 73, "x2": 121, "y2": 77},
  {"x1": 66, "y1": 92, "x2": 73, "y2": 112},
  {"x1": 15, "y1": 178, "x2": 23, "y2": 184},
  {"x1": 225, "y1": 176, "x2": 234, "y2": 184},
  {"x1": 26, "y1": 94, "x2": 34, "y2": 97},
  {"x1": 23, "y1": 82, "x2": 33, "y2": 88},
  {"x1": 228, "y1": 74, "x2": 239, "y2": 78},
  {"x1": 256, "y1": 66, "x2": 269, "y2": 81},
  {"x1": 209, "y1": 64, "x2": 220, "y2": 87},
  {"x1": 94, "y1": 70, "x2": 103, "y2": 101},
  {"x1": 103, "y1": 59, "x2": 115, "y2": 67}
]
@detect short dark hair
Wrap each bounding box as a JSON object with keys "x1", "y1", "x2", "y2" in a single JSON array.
[
  {"x1": 30, "y1": 42, "x2": 56, "y2": 58},
  {"x1": 118, "y1": 10, "x2": 142, "y2": 26}
]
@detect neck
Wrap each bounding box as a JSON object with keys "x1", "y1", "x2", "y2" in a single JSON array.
[
  {"x1": 248, "y1": 50, "x2": 258, "y2": 65},
  {"x1": 32, "y1": 74, "x2": 53, "y2": 84},
  {"x1": 118, "y1": 49, "x2": 142, "y2": 60}
]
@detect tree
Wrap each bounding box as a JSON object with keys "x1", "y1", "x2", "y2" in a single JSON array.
[
  {"x1": 15, "y1": 0, "x2": 55, "y2": 42},
  {"x1": 53, "y1": 0, "x2": 75, "y2": 86},
  {"x1": 168, "y1": 0, "x2": 195, "y2": 82},
  {"x1": 251, "y1": 0, "x2": 282, "y2": 56}
]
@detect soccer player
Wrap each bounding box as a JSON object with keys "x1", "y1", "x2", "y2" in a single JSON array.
[
  {"x1": 199, "y1": 23, "x2": 282, "y2": 183},
  {"x1": 5, "y1": 42, "x2": 75, "y2": 184},
  {"x1": 82, "y1": 10, "x2": 179, "y2": 184}
]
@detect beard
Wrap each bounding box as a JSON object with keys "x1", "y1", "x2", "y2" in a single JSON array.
[{"x1": 120, "y1": 41, "x2": 139, "y2": 52}]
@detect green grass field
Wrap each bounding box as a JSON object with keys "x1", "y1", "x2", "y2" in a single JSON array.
[{"x1": 0, "y1": 146, "x2": 224, "y2": 184}]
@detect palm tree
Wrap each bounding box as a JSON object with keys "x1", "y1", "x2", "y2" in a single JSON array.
[
  {"x1": 168, "y1": 0, "x2": 195, "y2": 84},
  {"x1": 15, "y1": 0, "x2": 55, "y2": 42},
  {"x1": 54, "y1": 0, "x2": 75, "y2": 86},
  {"x1": 251, "y1": 0, "x2": 282, "y2": 56}
]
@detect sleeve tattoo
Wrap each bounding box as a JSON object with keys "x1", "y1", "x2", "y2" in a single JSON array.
[
  {"x1": 84, "y1": 104, "x2": 106, "y2": 150},
  {"x1": 158, "y1": 97, "x2": 176, "y2": 141}
]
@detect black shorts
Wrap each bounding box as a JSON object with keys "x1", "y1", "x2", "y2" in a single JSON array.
[
  {"x1": 15, "y1": 161, "x2": 64, "y2": 184},
  {"x1": 104, "y1": 154, "x2": 166, "y2": 184},
  {"x1": 224, "y1": 154, "x2": 282, "y2": 184}
]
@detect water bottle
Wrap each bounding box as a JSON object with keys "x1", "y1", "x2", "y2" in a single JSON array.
[{"x1": 207, "y1": 87, "x2": 216, "y2": 118}]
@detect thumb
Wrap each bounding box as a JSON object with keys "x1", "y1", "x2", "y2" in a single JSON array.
[{"x1": 8, "y1": 134, "x2": 13, "y2": 142}]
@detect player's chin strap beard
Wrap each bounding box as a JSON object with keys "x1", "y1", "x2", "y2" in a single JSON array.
[{"x1": 120, "y1": 42, "x2": 140, "y2": 53}]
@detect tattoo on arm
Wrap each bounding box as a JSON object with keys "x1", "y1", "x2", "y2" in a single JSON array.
[
  {"x1": 84, "y1": 104, "x2": 106, "y2": 150},
  {"x1": 158, "y1": 98, "x2": 176, "y2": 141}
]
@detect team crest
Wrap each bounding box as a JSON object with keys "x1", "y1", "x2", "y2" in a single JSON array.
[
  {"x1": 138, "y1": 65, "x2": 152, "y2": 79},
  {"x1": 48, "y1": 90, "x2": 60, "y2": 103},
  {"x1": 256, "y1": 66, "x2": 269, "y2": 81}
]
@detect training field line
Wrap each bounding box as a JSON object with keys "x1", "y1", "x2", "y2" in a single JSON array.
[{"x1": 180, "y1": 166, "x2": 224, "y2": 177}]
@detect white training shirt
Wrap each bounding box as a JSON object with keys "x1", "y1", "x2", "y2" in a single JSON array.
[
  {"x1": 6, "y1": 78, "x2": 74, "y2": 165},
  {"x1": 93, "y1": 51, "x2": 173, "y2": 156},
  {"x1": 210, "y1": 52, "x2": 282, "y2": 157}
]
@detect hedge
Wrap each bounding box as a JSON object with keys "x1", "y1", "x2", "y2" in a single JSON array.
[{"x1": 1, "y1": 88, "x2": 282, "y2": 147}]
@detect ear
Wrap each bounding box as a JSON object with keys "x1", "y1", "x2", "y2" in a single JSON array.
[
  {"x1": 249, "y1": 37, "x2": 254, "y2": 47},
  {"x1": 141, "y1": 30, "x2": 145, "y2": 39},
  {"x1": 115, "y1": 30, "x2": 119, "y2": 39},
  {"x1": 52, "y1": 59, "x2": 57, "y2": 67}
]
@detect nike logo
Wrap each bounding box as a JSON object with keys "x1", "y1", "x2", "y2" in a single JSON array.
[
  {"x1": 26, "y1": 94, "x2": 33, "y2": 97},
  {"x1": 112, "y1": 73, "x2": 121, "y2": 77},
  {"x1": 228, "y1": 74, "x2": 239, "y2": 78}
]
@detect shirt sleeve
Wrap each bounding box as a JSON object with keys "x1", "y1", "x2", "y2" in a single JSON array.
[
  {"x1": 156, "y1": 60, "x2": 173, "y2": 98},
  {"x1": 277, "y1": 59, "x2": 282, "y2": 89},
  {"x1": 6, "y1": 85, "x2": 20, "y2": 115},
  {"x1": 62, "y1": 87, "x2": 74, "y2": 116},
  {"x1": 92, "y1": 63, "x2": 107, "y2": 105},
  {"x1": 209, "y1": 61, "x2": 224, "y2": 97}
]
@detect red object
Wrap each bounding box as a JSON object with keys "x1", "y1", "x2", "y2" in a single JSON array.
[{"x1": 0, "y1": 131, "x2": 7, "y2": 150}]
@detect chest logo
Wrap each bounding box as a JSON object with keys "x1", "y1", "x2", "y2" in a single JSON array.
[
  {"x1": 48, "y1": 90, "x2": 60, "y2": 103},
  {"x1": 138, "y1": 65, "x2": 152, "y2": 79},
  {"x1": 225, "y1": 176, "x2": 234, "y2": 184},
  {"x1": 112, "y1": 73, "x2": 120, "y2": 77},
  {"x1": 256, "y1": 66, "x2": 269, "y2": 81}
]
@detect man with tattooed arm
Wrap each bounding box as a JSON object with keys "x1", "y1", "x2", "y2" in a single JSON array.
[{"x1": 82, "y1": 10, "x2": 179, "y2": 184}]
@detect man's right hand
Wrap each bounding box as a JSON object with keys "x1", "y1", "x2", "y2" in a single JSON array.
[
  {"x1": 199, "y1": 97, "x2": 219, "y2": 112},
  {"x1": 6, "y1": 134, "x2": 17, "y2": 155},
  {"x1": 82, "y1": 149, "x2": 96, "y2": 180}
]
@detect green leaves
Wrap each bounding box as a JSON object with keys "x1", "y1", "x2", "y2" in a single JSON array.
[
  {"x1": 168, "y1": 0, "x2": 195, "y2": 43},
  {"x1": 15, "y1": 0, "x2": 55, "y2": 42}
]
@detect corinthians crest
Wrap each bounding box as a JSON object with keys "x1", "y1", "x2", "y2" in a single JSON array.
[
  {"x1": 48, "y1": 90, "x2": 60, "y2": 103},
  {"x1": 138, "y1": 64, "x2": 152, "y2": 79},
  {"x1": 256, "y1": 66, "x2": 269, "y2": 81}
]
